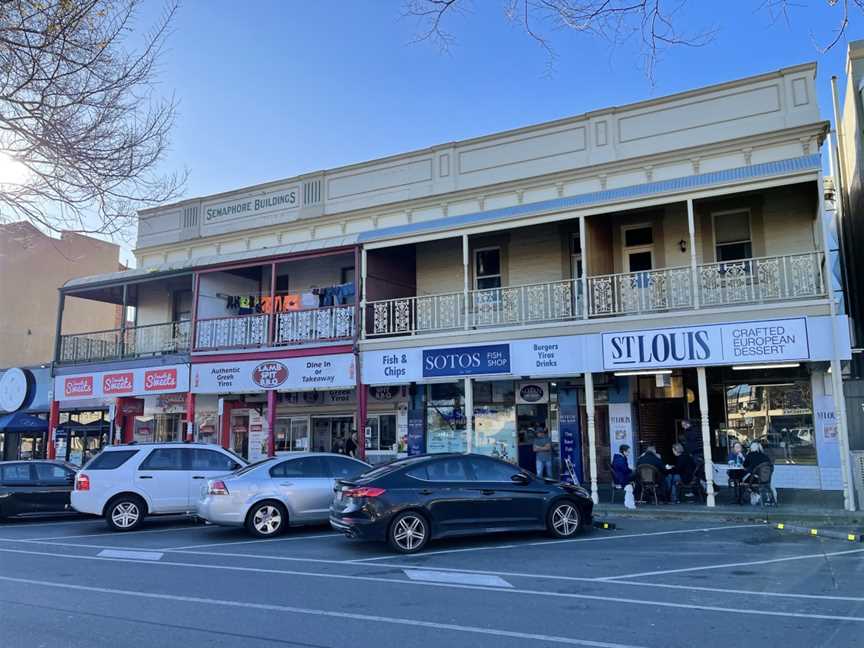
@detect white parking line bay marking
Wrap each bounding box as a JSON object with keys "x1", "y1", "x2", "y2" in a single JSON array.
[
  {"x1": 0, "y1": 574, "x2": 643, "y2": 648},
  {"x1": 404, "y1": 569, "x2": 513, "y2": 588},
  {"x1": 2, "y1": 546, "x2": 863, "y2": 624},
  {"x1": 97, "y1": 549, "x2": 163, "y2": 561}
]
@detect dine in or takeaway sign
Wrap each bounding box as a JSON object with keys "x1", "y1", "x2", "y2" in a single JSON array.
[{"x1": 601, "y1": 318, "x2": 810, "y2": 370}]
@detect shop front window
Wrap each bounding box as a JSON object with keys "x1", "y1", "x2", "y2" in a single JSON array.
[
  {"x1": 275, "y1": 417, "x2": 310, "y2": 452},
  {"x1": 366, "y1": 415, "x2": 397, "y2": 452},
  {"x1": 473, "y1": 380, "x2": 517, "y2": 465},
  {"x1": 426, "y1": 383, "x2": 467, "y2": 453},
  {"x1": 722, "y1": 381, "x2": 815, "y2": 465}
]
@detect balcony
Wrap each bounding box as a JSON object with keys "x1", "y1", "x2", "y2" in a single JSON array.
[
  {"x1": 194, "y1": 305, "x2": 356, "y2": 352},
  {"x1": 365, "y1": 252, "x2": 826, "y2": 337},
  {"x1": 58, "y1": 321, "x2": 191, "y2": 364}
]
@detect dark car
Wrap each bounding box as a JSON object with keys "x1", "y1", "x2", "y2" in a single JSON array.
[
  {"x1": 0, "y1": 460, "x2": 77, "y2": 519},
  {"x1": 330, "y1": 453, "x2": 593, "y2": 554}
]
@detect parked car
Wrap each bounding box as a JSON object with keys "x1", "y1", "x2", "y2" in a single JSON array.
[
  {"x1": 196, "y1": 452, "x2": 370, "y2": 537},
  {"x1": 0, "y1": 460, "x2": 78, "y2": 519},
  {"x1": 71, "y1": 443, "x2": 246, "y2": 531},
  {"x1": 330, "y1": 453, "x2": 593, "y2": 554}
]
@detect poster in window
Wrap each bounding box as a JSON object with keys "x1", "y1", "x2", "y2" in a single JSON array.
[{"x1": 248, "y1": 410, "x2": 269, "y2": 463}]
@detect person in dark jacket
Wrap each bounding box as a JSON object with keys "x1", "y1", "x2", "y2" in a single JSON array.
[
  {"x1": 681, "y1": 420, "x2": 703, "y2": 458},
  {"x1": 636, "y1": 445, "x2": 668, "y2": 500},
  {"x1": 743, "y1": 441, "x2": 772, "y2": 475},
  {"x1": 611, "y1": 445, "x2": 635, "y2": 487},
  {"x1": 636, "y1": 445, "x2": 666, "y2": 473},
  {"x1": 666, "y1": 443, "x2": 697, "y2": 503}
]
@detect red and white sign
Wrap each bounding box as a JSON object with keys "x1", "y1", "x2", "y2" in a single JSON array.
[
  {"x1": 145, "y1": 368, "x2": 178, "y2": 392},
  {"x1": 64, "y1": 376, "x2": 94, "y2": 398},
  {"x1": 55, "y1": 364, "x2": 189, "y2": 402},
  {"x1": 102, "y1": 372, "x2": 134, "y2": 395}
]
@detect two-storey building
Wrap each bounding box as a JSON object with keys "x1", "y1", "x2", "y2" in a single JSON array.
[{"x1": 51, "y1": 62, "x2": 856, "y2": 508}]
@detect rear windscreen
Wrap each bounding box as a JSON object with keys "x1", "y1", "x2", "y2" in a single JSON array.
[{"x1": 85, "y1": 450, "x2": 139, "y2": 470}]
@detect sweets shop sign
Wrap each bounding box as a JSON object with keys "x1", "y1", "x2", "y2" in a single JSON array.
[
  {"x1": 55, "y1": 365, "x2": 189, "y2": 401},
  {"x1": 602, "y1": 318, "x2": 811, "y2": 370}
]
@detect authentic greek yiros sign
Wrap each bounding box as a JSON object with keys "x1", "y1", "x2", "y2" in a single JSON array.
[
  {"x1": 191, "y1": 353, "x2": 356, "y2": 394},
  {"x1": 55, "y1": 364, "x2": 189, "y2": 401},
  {"x1": 601, "y1": 318, "x2": 810, "y2": 370}
]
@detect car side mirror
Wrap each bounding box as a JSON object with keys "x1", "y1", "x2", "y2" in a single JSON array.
[{"x1": 511, "y1": 473, "x2": 531, "y2": 485}]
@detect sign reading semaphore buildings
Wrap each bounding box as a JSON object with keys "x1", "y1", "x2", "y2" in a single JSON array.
[{"x1": 204, "y1": 185, "x2": 299, "y2": 223}]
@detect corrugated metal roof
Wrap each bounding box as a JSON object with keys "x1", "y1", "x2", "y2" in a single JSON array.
[
  {"x1": 358, "y1": 154, "x2": 822, "y2": 243},
  {"x1": 64, "y1": 235, "x2": 360, "y2": 290}
]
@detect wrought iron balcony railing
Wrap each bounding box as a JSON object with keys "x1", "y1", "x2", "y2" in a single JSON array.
[{"x1": 365, "y1": 252, "x2": 826, "y2": 337}]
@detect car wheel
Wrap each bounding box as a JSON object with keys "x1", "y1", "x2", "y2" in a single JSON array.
[
  {"x1": 105, "y1": 496, "x2": 145, "y2": 532},
  {"x1": 388, "y1": 511, "x2": 429, "y2": 554},
  {"x1": 246, "y1": 501, "x2": 287, "y2": 538},
  {"x1": 547, "y1": 500, "x2": 581, "y2": 539}
]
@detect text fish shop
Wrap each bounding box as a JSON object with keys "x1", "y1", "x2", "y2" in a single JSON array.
[{"x1": 361, "y1": 314, "x2": 853, "y2": 503}]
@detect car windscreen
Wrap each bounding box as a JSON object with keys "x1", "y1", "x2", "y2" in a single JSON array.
[
  {"x1": 354, "y1": 456, "x2": 425, "y2": 481},
  {"x1": 84, "y1": 450, "x2": 139, "y2": 470}
]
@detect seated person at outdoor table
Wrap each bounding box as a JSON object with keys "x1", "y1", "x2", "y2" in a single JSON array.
[
  {"x1": 611, "y1": 444, "x2": 635, "y2": 487},
  {"x1": 727, "y1": 441, "x2": 745, "y2": 466},
  {"x1": 637, "y1": 445, "x2": 666, "y2": 472},
  {"x1": 665, "y1": 443, "x2": 697, "y2": 503},
  {"x1": 743, "y1": 441, "x2": 772, "y2": 480},
  {"x1": 636, "y1": 445, "x2": 667, "y2": 499}
]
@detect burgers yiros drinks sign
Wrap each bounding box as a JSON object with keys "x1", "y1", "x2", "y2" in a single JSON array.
[
  {"x1": 64, "y1": 376, "x2": 93, "y2": 398},
  {"x1": 145, "y1": 368, "x2": 178, "y2": 392}
]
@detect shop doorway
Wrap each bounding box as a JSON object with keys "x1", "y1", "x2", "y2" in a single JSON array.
[
  {"x1": 230, "y1": 411, "x2": 250, "y2": 459},
  {"x1": 133, "y1": 414, "x2": 185, "y2": 444},
  {"x1": 516, "y1": 404, "x2": 550, "y2": 473},
  {"x1": 312, "y1": 416, "x2": 354, "y2": 453}
]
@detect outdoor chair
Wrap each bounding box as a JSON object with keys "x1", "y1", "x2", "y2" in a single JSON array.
[
  {"x1": 676, "y1": 461, "x2": 705, "y2": 504},
  {"x1": 636, "y1": 463, "x2": 663, "y2": 505},
  {"x1": 744, "y1": 462, "x2": 777, "y2": 506},
  {"x1": 605, "y1": 457, "x2": 623, "y2": 504}
]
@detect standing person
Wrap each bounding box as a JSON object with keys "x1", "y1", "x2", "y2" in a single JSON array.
[
  {"x1": 681, "y1": 420, "x2": 703, "y2": 458},
  {"x1": 345, "y1": 430, "x2": 359, "y2": 458},
  {"x1": 611, "y1": 445, "x2": 635, "y2": 486},
  {"x1": 533, "y1": 427, "x2": 552, "y2": 478}
]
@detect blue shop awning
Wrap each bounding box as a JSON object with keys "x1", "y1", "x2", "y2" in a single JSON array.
[{"x1": 0, "y1": 412, "x2": 48, "y2": 433}]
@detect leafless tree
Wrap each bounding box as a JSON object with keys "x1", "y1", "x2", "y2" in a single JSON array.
[
  {"x1": 405, "y1": 0, "x2": 864, "y2": 81},
  {"x1": 0, "y1": 0, "x2": 185, "y2": 239}
]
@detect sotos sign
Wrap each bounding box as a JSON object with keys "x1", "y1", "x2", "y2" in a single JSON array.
[
  {"x1": 422, "y1": 344, "x2": 510, "y2": 378},
  {"x1": 251, "y1": 362, "x2": 289, "y2": 389},
  {"x1": 602, "y1": 318, "x2": 810, "y2": 370}
]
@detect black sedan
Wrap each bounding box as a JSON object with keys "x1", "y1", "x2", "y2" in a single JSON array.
[
  {"x1": 0, "y1": 460, "x2": 77, "y2": 520},
  {"x1": 330, "y1": 453, "x2": 592, "y2": 553}
]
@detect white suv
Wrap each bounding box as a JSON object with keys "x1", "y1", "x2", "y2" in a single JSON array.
[{"x1": 72, "y1": 443, "x2": 246, "y2": 531}]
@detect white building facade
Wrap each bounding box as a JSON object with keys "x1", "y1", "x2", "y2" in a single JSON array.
[{"x1": 52, "y1": 62, "x2": 856, "y2": 509}]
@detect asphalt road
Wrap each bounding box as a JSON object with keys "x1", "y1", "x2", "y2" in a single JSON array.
[{"x1": 0, "y1": 513, "x2": 861, "y2": 648}]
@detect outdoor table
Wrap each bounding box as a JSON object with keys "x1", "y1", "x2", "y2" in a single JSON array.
[{"x1": 712, "y1": 464, "x2": 748, "y2": 504}]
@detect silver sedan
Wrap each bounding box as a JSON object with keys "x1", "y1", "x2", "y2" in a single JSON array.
[{"x1": 196, "y1": 452, "x2": 370, "y2": 537}]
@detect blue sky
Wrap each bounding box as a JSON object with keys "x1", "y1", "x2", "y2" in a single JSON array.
[{"x1": 132, "y1": 1, "x2": 863, "y2": 253}]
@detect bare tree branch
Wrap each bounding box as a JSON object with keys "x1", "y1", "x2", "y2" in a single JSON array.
[
  {"x1": 404, "y1": 0, "x2": 864, "y2": 82},
  {"x1": 0, "y1": 0, "x2": 186, "y2": 239}
]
